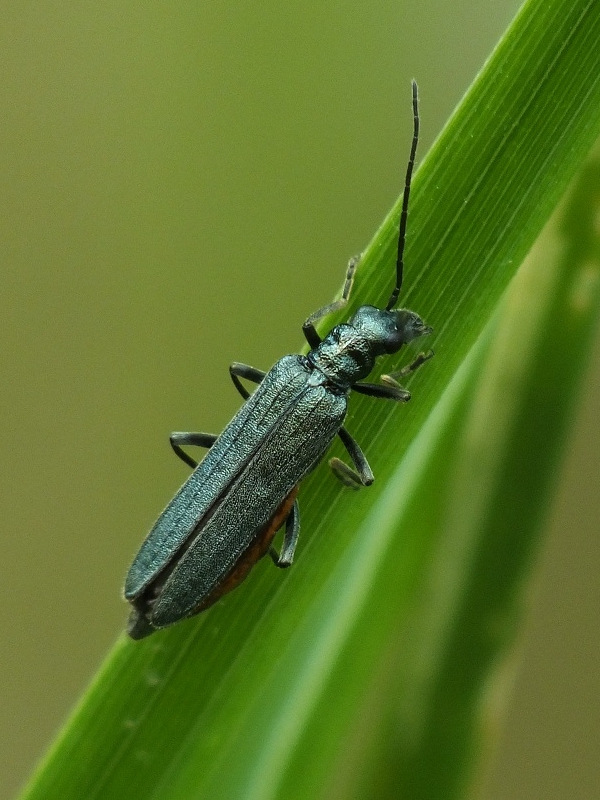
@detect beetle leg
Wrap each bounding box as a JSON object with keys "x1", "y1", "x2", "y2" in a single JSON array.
[
  {"x1": 352, "y1": 349, "x2": 433, "y2": 399},
  {"x1": 230, "y1": 362, "x2": 267, "y2": 400},
  {"x1": 302, "y1": 254, "x2": 360, "y2": 348},
  {"x1": 270, "y1": 499, "x2": 300, "y2": 568},
  {"x1": 169, "y1": 432, "x2": 217, "y2": 470},
  {"x1": 330, "y1": 426, "x2": 374, "y2": 489},
  {"x1": 382, "y1": 349, "x2": 434, "y2": 389},
  {"x1": 351, "y1": 381, "x2": 410, "y2": 402}
]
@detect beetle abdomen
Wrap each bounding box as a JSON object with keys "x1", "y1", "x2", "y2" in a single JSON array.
[{"x1": 192, "y1": 484, "x2": 300, "y2": 613}]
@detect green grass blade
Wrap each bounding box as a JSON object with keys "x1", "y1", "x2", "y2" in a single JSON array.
[
  {"x1": 277, "y1": 153, "x2": 600, "y2": 800},
  {"x1": 19, "y1": 0, "x2": 600, "y2": 798}
]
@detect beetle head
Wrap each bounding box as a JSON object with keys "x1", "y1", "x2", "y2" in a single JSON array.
[
  {"x1": 350, "y1": 305, "x2": 432, "y2": 356},
  {"x1": 390, "y1": 308, "x2": 433, "y2": 351}
]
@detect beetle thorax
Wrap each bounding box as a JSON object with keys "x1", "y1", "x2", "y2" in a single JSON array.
[
  {"x1": 308, "y1": 323, "x2": 377, "y2": 387},
  {"x1": 307, "y1": 304, "x2": 431, "y2": 389}
]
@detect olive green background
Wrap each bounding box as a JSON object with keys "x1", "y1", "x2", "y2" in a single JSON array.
[{"x1": 1, "y1": 1, "x2": 598, "y2": 798}]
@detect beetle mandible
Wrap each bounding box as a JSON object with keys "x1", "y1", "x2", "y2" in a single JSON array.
[{"x1": 124, "y1": 80, "x2": 432, "y2": 638}]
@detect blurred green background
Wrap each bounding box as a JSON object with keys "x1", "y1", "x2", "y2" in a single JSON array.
[{"x1": 1, "y1": 1, "x2": 598, "y2": 798}]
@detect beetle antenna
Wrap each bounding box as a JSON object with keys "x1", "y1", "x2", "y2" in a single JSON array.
[{"x1": 386, "y1": 79, "x2": 419, "y2": 311}]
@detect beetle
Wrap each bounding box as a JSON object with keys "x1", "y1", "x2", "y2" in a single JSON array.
[{"x1": 124, "y1": 80, "x2": 432, "y2": 639}]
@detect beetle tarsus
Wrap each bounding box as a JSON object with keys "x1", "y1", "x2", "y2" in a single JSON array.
[
  {"x1": 329, "y1": 457, "x2": 363, "y2": 490},
  {"x1": 385, "y1": 349, "x2": 434, "y2": 382},
  {"x1": 302, "y1": 254, "x2": 361, "y2": 347}
]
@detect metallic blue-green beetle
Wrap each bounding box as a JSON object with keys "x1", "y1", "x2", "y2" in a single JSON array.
[{"x1": 124, "y1": 81, "x2": 432, "y2": 639}]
